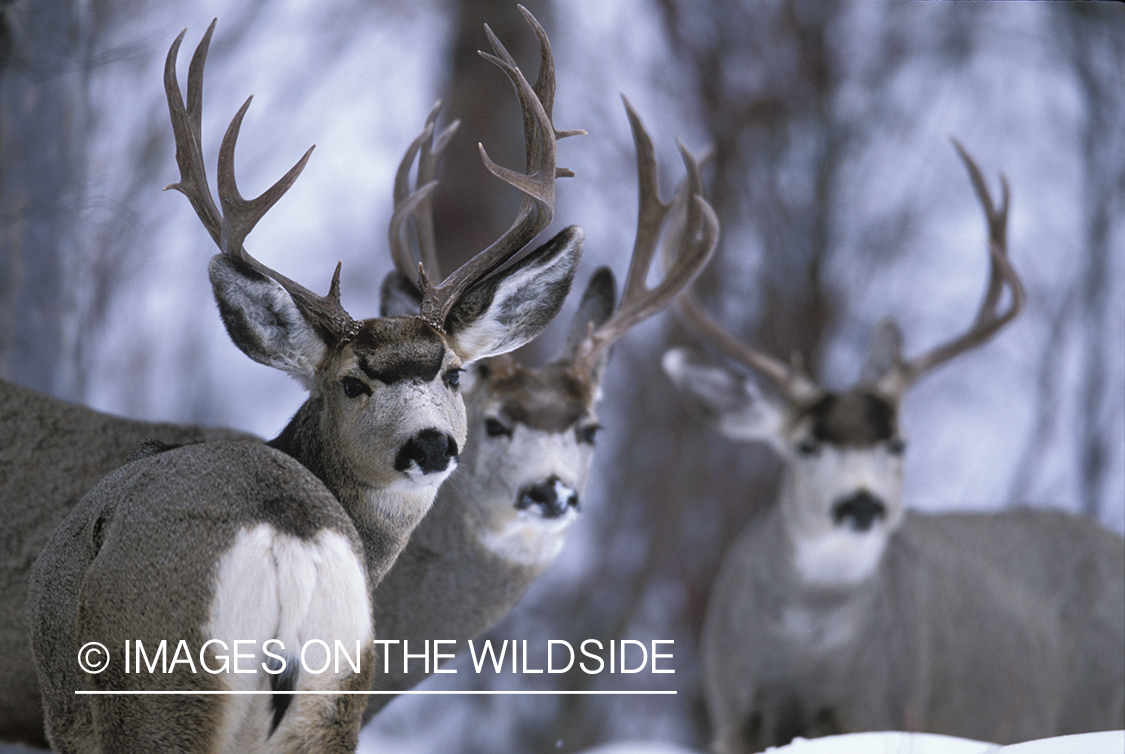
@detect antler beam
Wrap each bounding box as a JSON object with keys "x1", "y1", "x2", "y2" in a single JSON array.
[
  {"x1": 412, "y1": 5, "x2": 584, "y2": 331},
  {"x1": 877, "y1": 140, "x2": 1026, "y2": 396},
  {"x1": 567, "y1": 98, "x2": 719, "y2": 376},
  {"x1": 164, "y1": 20, "x2": 357, "y2": 342}
]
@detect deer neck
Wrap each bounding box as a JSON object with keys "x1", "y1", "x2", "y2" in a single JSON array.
[
  {"x1": 751, "y1": 501, "x2": 882, "y2": 652},
  {"x1": 270, "y1": 398, "x2": 436, "y2": 585}
]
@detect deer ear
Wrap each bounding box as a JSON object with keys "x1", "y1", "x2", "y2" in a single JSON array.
[
  {"x1": 663, "y1": 347, "x2": 789, "y2": 448},
  {"x1": 209, "y1": 255, "x2": 326, "y2": 386},
  {"x1": 380, "y1": 271, "x2": 423, "y2": 317},
  {"x1": 445, "y1": 225, "x2": 583, "y2": 363},
  {"x1": 555, "y1": 266, "x2": 617, "y2": 382}
]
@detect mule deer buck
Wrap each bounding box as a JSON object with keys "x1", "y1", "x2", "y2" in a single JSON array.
[
  {"x1": 663, "y1": 144, "x2": 1125, "y2": 751},
  {"x1": 365, "y1": 95, "x2": 717, "y2": 710},
  {"x1": 27, "y1": 13, "x2": 582, "y2": 752}
]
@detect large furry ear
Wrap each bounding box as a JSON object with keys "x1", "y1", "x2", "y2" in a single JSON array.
[
  {"x1": 662, "y1": 347, "x2": 790, "y2": 451},
  {"x1": 209, "y1": 255, "x2": 326, "y2": 386},
  {"x1": 445, "y1": 226, "x2": 583, "y2": 363},
  {"x1": 555, "y1": 267, "x2": 617, "y2": 383},
  {"x1": 380, "y1": 271, "x2": 423, "y2": 317}
]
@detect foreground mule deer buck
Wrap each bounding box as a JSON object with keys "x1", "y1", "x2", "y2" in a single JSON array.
[
  {"x1": 27, "y1": 13, "x2": 582, "y2": 752},
  {"x1": 663, "y1": 144, "x2": 1125, "y2": 752},
  {"x1": 365, "y1": 95, "x2": 717, "y2": 709}
]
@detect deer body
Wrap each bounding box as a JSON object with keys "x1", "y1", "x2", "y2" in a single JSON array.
[
  {"x1": 29, "y1": 439, "x2": 376, "y2": 754},
  {"x1": 704, "y1": 489, "x2": 1124, "y2": 749},
  {"x1": 663, "y1": 145, "x2": 1125, "y2": 752},
  {"x1": 27, "y1": 14, "x2": 582, "y2": 752}
]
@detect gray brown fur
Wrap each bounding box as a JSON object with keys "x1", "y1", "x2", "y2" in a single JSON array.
[
  {"x1": 28, "y1": 441, "x2": 375, "y2": 753},
  {"x1": 0, "y1": 379, "x2": 253, "y2": 747},
  {"x1": 704, "y1": 506, "x2": 1125, "y2": 749}
]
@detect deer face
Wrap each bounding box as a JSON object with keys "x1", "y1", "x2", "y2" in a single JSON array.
[
  {"x1": 429, "y1": 265, "x2": 619, "y2": 566},
  {"x1": 663, "y1": 349, "x2": 909, "y2": 586},
  {"x1": 784, "y1": 391, "x2": 907, "y2": 538},
  {"x1": 777, "y1": 390, "x2": 907, "y2": 585},
  {"x1": 456, "y1": 359, "x2": 599, "y2": 562},
  {"x1": 315, "y1": 317, "x2": 467, "y2": 494},
  {"x1": 209, "y1": 227, "x2": 582, "y2": 516}
]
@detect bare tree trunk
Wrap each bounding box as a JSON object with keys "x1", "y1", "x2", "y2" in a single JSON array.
[
  {"x1": 0, "y1": 0, "x2": 88, "y2": 398},
  {"x1": 1060, "y1": 2, "x2": 1125, "y2": 522}
]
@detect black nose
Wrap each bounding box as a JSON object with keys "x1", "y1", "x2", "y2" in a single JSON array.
[
  {"x1": 516, "y1": 475, "x2": 579, "y2": 518},
  {"x1": 832, "y1": 490, "x2": 886, "y2": 532},
  {"x1": 395, "y1": 429, "x2": 459, "y2": 475}
]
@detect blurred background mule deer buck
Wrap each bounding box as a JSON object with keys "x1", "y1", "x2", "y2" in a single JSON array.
[
  {"x1": 663, "y1": 142, "x2": 1125, "y2": 753},
  {"x1": 366, "y1": 94, "x2": 717, "y2": 712},
  {"x1": 27, "y1": 13, "x2": 582, "y2": 753}
]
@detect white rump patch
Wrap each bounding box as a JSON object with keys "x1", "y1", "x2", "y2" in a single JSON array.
[{"x1": 206, "y1": 524, "x2": 373, "y2": 751}]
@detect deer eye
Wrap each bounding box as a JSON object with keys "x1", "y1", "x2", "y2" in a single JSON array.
[
  {"x1": 444, "y1": 368, "x2": 462, "y2": 389},
  {"x1": 485, "y1": 418, "x2": 512, "y2": 438},
  {"x1": 796, "y1": 439, "x2": 820, "y2": 457},
  {"x1": 341, "y1": 377, "x2": 370, "y2": 399},
  {"x1": 577, "y1": 423, "x2": 601, "y2": 445},
  {"x1": 887, "y1": 437, "x2": 907, "y2": 456}
]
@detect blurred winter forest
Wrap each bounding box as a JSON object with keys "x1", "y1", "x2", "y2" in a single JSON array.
[{"x1": 1, "y1": 0, "x2": 1122, "y2": 751}]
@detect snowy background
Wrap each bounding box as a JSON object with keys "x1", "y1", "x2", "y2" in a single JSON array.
[{"x1": 1, "y1": 1, "x2": 1122, "y2": 751}]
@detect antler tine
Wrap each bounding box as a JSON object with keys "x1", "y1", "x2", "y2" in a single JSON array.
[
  {"x1": 164, "y1": 21, "x2": 356, "y2": 342},
  {"x1": 163, "y1": 22, "x2": 222, "y2": 246},
  {"x1": 677, "y1": 287, "x2": 822, "y2": 406},
  {"x1": 216, "y1": 98, "x2": 315, "y2": 261},
  {"x1": 389, "y1": 102, "x2": 460, "y2": 287},
  {"x1": 416, "y1": 108, "x2": 460, "y2": 280},
  {"x1": 569, "y1": 98, "x2": 718, "y2": 375},
  {"x1": 417, "y1": 7, "x2": 580, "y2": 330},
  {"x1": 880, "y1": 140, "x2": 1026, "y2": 395}
]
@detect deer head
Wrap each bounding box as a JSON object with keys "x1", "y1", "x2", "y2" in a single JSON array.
[
  {"x1": 664, "y1": 142, "x2": 1024, "y2": 586},
  {"x1": 382, "y1": 92, "x2": 717, "y2": 566},
  {"x1": 163, "y1": 16, "x2": 582, "y2": 549}
]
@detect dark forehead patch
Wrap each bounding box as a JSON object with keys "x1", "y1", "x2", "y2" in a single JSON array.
[
  {"x1": 353, "y1": 317, "x2": 447, "y2": 384},
  {"x1": 492, "y1": 365, "x2": 594, "y2": 433},
  {"x1": 803, "y1": 391, "x2": 897, "y2": 447}
]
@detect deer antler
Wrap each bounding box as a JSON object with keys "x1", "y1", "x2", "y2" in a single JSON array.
[
  {"x1": 675, "y1": 290, "x2": 823, "y2": 407},
  {"x1": 875, "y1": 140, "x2": 1026, "y2": 398},
  {"x1": 566, "y1": 98, "x2": 718, "y2": 377},
  {"x1": 402, "y1": 5, "x2": 583, "y2": 332},
  {"x1": 388, "y1": 102, "x2": 460, "y2": 291},
  {"x1": 164, "y1": 20, "x2": 358, "y2": 342}
]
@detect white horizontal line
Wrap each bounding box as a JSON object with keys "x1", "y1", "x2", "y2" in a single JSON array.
[{"x1": 76, "y1": 690, "x2": 676, "y2": 696}]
